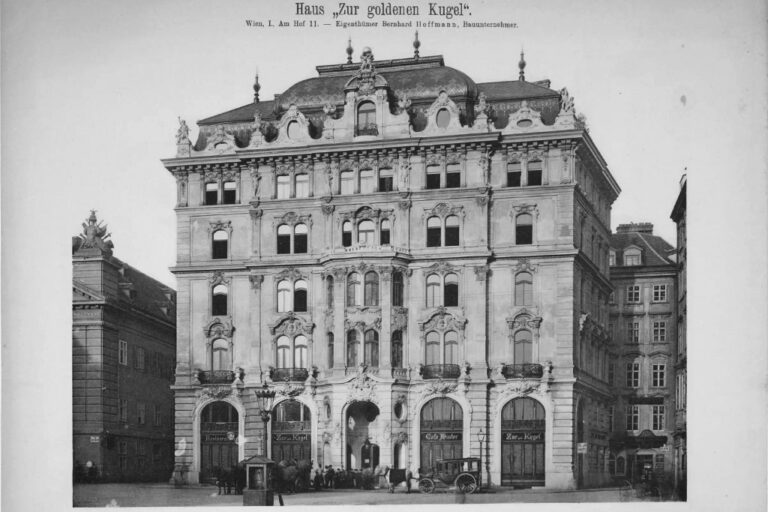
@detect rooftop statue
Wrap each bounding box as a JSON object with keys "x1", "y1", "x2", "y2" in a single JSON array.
[
  {"x1": 559, "y1": 87, "x2": 575, "y2": 113},
  {"x1": 176, "y1": 117, "x2": 190, "y2": 144},
  {"x1": 79, "y1": 210, "x2": 114, "y2": 252}
]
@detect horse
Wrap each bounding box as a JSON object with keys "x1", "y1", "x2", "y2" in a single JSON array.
[
  {"x1": 275, "y1": 459, "x2": 312, "y2": 493},
  {"x1": 378, "y1": 465, "x2": 413, "y2": 493}
]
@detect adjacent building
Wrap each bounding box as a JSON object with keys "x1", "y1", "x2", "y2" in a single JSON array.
[
  {"x1": 163, "y1": 42, "x2": 622, "y2": 489},
  {"x1": 608, "y1": 222, "x2": 677, "y2": 482},
  {"x1": 73, "y1": 211, "x2": 176, "y2": 482}
]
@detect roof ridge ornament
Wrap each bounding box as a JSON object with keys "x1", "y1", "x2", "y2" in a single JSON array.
[
  {"x1": 346, "y1": 37, "x2": 353, "y2": 64},
  {"x1": 413, "y1": 30, "x2": 420, "y2": 59},
  {"x1": 518, "y1": 48, "x2": 526, "y2": 81},
  {"x1": 253, "y1": 71, "x2": 261, "y2": 103}
]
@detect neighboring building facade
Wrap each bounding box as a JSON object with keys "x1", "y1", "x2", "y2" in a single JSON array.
[
  {"x1": 670, "y1": 176, "x2": 687, "y2": 494},
  {"x1": 608, "y1": 222, "x2": 677, "y2": 483},
  {"x1": 73, "y1": 212, "x2": 177, "y2": 482},
  {"x1": 164, "y1": 44, "x2": 621, "y2": 489}
]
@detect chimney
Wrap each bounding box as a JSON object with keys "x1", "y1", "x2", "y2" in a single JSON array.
[{"x1": 616, "y1": 222, "x2": 654, "y2": 234}]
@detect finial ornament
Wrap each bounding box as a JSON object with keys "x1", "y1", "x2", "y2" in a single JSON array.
[
  {"x1": 518, "y1": 49, "x2": 526, "y2": 81},
  {"x1": 413, "y1": 30, "x2": 421, "y2": 58},
  {"x1": 346, "y1": 37, "x2": 354, "y2": 64},
  {"x1": 253, "y1": 72, "x2": 261, "y2": 103}
]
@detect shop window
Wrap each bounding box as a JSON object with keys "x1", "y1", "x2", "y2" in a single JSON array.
[
  {"x1": 392, "y1": 271, "x2": 403, "y2": 306},
  {"x1": 293, "y1": 280, "x2": 308, "y2": 312},
  {"x1": 380, "y1": 219, "x2": 391, "y2": 245},
  {"x1": 222, "y1": 181, "x2": 237, "y2": 204},
  {"x1": 445, "y1": 216, "x2": 460, "y2": 246},
  {"x1": 516, "y1": 214, "x2": 533, "y2": 245},
  {"x1": 515, "y1": 272, "x2": 533, "y2": 306},
  {"x1": 340, "y1": 171, "x2": 355, "y2": 195},
  {"x1": 295, "y1": 174, "x2": 309, "y2": 198},
  {"x1": 212, "y1": 284, "x2": 228, "y2": 316},
  {"x1": 426, "y1": 217, "x2": 442, "y2": 247},
  {"x1": 379, "y1": 169, "x2": 394, "y2": 192},
  {"x1": 513, "y1": 330, "x2": 533, "y2": 364},
  {"x1": 342, "y1": 221, "x2": 353, "y2": 247},
  {"x1": 276, "y1": 175, "x2": 291, "y2": 199},
  {"x1": 364, "y1": 330, "x2": 379, "y2": 367},
  {"x1": 527, "y1": 160, "x2": 542, "y2": 186},
  {"x1": 212, "y1": 230, "x2": 228, "y2": 259},
  {"x1": 277, "y1": 225, "x2": 291, "y2": 255},
  {"x1": 507, "y1": 162, "x2": 522, "y2": 187},
  {"x1": 444, "y1": 273, "x2": 459, "y2": 307},
  {"x1": 360, "y1": 170, "x2": 375, "y2": 194},
  {"x1": 346, "y1": 330, "x2": 359, "y2": 366},
  {"x1": 205, "y1": 182, "x2": 219, "y2": 205},
  {"x1": 436, "y1": 108, "x2": 450, "y2": 128},
  {"x1": 358, "y1": 220, "x2": 375, "y2": 245},
  {"x1": 426, "y1": 166, "x2": 441, "y2": 190}
]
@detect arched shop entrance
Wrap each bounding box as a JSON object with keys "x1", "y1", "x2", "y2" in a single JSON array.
[
  {"x1": 501, "y1": 397, "x2": 545, "y2": 487},
  {"x1": 420, "y1": 397, "x2": 463, "y2": 472},
  {"x1": 346, "y1": 401, "x2": 380, "y2": 470},
  {"x1": 271, "y1": 400, "x2": 311, "y2": 462},
  {"x1": 200, "y1": 402, "x2": 239, "y2": 483}
]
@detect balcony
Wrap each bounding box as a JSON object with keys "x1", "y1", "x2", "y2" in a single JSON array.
[
  {"x1": 421, "y1": 364, "x2": 461, "y2": 380},
  {"x1": 198, "y1": 370, "x2": 236, "y2": 384},
  {"x1": 355, "y1": 124, "x2": 379, "y2": 136},
  {"x1": 502, "y1": 363, "x2": 544, "y2": 379},
  {"x1": 270, "y1": 367, "x2": 309, "y2": 382},
  {"x1": 391, "y1": 367, "x2": 410, "y2": 380}
]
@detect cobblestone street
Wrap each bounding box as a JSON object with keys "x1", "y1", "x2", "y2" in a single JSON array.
[{"x1": 74, "y1": 483, "x2": 664, "y2": 507}]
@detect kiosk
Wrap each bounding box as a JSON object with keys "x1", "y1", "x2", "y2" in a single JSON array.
[{"x1": 243, "y1": 455, "x2": 276, "y2": 506}]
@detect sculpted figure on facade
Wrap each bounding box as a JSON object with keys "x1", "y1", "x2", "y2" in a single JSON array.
[
  {"x1": 78, "y1": 210, "x2": 114, "y2": 253},
  {"x1": 176, "y1": 117, "x2": 191, "y2": 144}
]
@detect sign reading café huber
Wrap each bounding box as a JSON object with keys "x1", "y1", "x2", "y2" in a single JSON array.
[{"x1": 421, "y1": 432, "x2": 462, "y2": 441}]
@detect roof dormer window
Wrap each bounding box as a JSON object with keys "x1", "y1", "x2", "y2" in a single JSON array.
[
  {"x1": 624, "y1": 248, "x2": 642, "y2": 266},
  {"x1": 356, "y1": 101, "x2": 377, "y2": 136}
]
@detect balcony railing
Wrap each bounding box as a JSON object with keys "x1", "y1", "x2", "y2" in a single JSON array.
[
  {"x1": 355, "y1": 124, "x2": 379, "y2": 136},
  {"x1": 270, "y1": 367, "x2": 309, "y2": 382},
  {"x1": 198, "y1": 370, "x2": 236, "y2": 384},
  {"x1": 421, "y1": 364, "x2": 461, "y2": 380},
  {"x1": 502, "y1": 363, "x2": 544, "y2": 379},
  {"x1": 391, "y1": 367, "x2": 409, "y2": 380}
]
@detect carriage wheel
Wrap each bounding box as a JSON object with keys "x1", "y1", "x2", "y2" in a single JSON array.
[
  {"x1": 418, "y1": 478, "x2": 435, "y2": 494},
  {"x1": 455, "y1": 473, "x2": 477, "y2": 494}
]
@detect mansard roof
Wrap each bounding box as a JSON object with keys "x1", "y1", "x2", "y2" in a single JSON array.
[{"x1": 610, "y1": 226, "x2": 676, "y2": 268}]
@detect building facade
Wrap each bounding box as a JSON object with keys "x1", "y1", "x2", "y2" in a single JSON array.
[
  {"x1": 73, "y1": 212, "x2": 177, "y2": 482},
  {"x1": 608, "y1": 222, "x2": 677, "y2": 483},
  {"x1": 164, "y1": 44, "x2": 621, "y2": 489},
  {"x1": 670, "y1": 176, "x2": 687, "y2": 495}
]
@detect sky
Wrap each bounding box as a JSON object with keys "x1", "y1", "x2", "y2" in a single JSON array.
[{"x1": 3, "y1": 1, "x2": 767, "y2": 511}]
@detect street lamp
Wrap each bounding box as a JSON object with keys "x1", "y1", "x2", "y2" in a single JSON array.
[
  {"x1": 477, "y1": 428, "x2": 486, "y2": 490},
  {"x1": 255, "y1": 381, "x2": 276, "y2": 458}
]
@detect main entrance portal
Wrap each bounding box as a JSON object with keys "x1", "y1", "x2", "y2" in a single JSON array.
[
  {"x1": 271, "y1": 400, "x2": 311, "y2": 462},
  {"x1": 200, "y1": 401, "x2": 239, "y2": 483},
  {"x1": 501, "y1": 397, "x2": 545, "y2": 487},
  {"x1": 420, "y1": 397, "x2": 463, "y2": 472},
  {"x1": 346, "y1": 401, "x2": 380, "y2": 470}
]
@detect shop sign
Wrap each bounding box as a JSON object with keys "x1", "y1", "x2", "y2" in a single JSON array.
[
  {"x1": 90, "y1": 435, "x2": 100, "y2": 443},
  {"x1": 577, "y1": 442, "x2": 588, "y2": 454},
  {"x1": 273, "y1": 433, "x2": 310, "y2": 442},
  {"x1": 503, "y1": 431, "x2": 543, "y2": 441},
  {"x1": 421, "y1": 432, "x2": 462, "y2": 441}
]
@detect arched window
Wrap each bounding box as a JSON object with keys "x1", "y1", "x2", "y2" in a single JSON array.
[
  {"x1": 444, "y1": 331, "x2": 459, "y2": 364},
  {"x1": 277, "y1": 280, "x2": 292, "y2": 312},
  {"x1": 515, "y1": 272, "x2": 533, "y2": 306},
  {"x1": 340, "y1": 171, "x2": 354, "y2": 195},
  {"x1": 295, "y1": 174, "x2": 309, "y2": 198},
  {"x1": 436, "y1": 108, "x2": 450, "y2": 129},
  {"x1": 294, "y1": 223, "x2": 308, "y2": 254},
  {"x1": 364, "y1": 271, "x2": 379, "y2": 306},
  {"x1": 392, "y1": 271, "x2": 403, "y2": 307},
  {"x1": 205, "y1": 182, "x2": 219, "y2": 205},
  {"x1": 342, "y1": 221, "x2": 353, "y2": 247},
  {"x1": 507, "y1": 161, "x2": 522, "y2": 187},
  {"x1": 277, "y1": 175, "x2": 291, "y2": 199},
  {"x1": 212, "y1": 339, "x2": 229, "y2": 371},
  {"x1": 276, "y1": 336, "x2": 290, "y2": 368},
  {"x1": 527, "y1": 160, "x2": 542, "y2": 186},
  {"x1": 294, "y1": 280, "x2": 308, "y2": 312},
  {"x1": 346, "y1": 330, "x2": 359, "y2": 367},
  {"x1": 222, "y1": 181, "x2": 237, "y2": 204},
  {"x1": 212, "y1": 284, "x2": 228, "y2": 316},
  {"x1": 294, "y1": 335, "x2": 308, "y2": 368},
  {"x1": 212, "y1": 230, "x2": 228, "y2": 259},
  {"x1": 364, "y1": 330, "x2": 379, "y2": 367},
  {"x1": 425, "y1": 331, "x2": 440, "y2": 365},
  {"x1": 326, "y1": 276, "x2": 334, "y2": 307},
  {"x1": 445, "y1": 216, "x2": 460, "y2": 246},
  {"x1": 514, "y1": 330, "x2": 533, "y2": 364},
  {"x1": 347, "y1": 272, "x2": 361, "y2": 307},
  {"x1": 516, "y1": 214, "x2": 533, "y2": 245},
  {"x1": 359, "y1": 169, "x2": 375, "y2": 194},
  {"x1": 277, "y1": 224, "x2": 291, "y2": 254},
  {"x1": 391, "y1": 331, "x2": 403, "y2": 368},
  {"x1": 358, "y1": 220, "x2": 375, "y2": 245},
  {"x1": 426, "y1": 217, "x2": 442, "y2": 247},
  {"x1": 444, "y1": 273, "x2": 459, "y2": 307},
  {"x1": 327, "y1": 333, "x2": 334, "y2": 368},
  {"x1": 426, "y1": 274, "x2": 441, "y2": 308},
  {"x1": 380, "y1": 219, "x2": 391, "y2": 245},
  {"x1": 357, "y1": 101, "x2": 377, "y2": 135}
]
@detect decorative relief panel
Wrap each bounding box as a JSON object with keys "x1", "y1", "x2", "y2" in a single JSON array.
[
  {"x1": 208, "y1": 221, "x2": 233, "y2": 235},
  {"x1": 422, "y1": 202, "x2": 464, "y2": 220},
  {"x1": 272, "y1": 211, "x2": 312, "y2": 228},
  {"x1": 269, "y1": 312, "x2": 315, "y2": 337},
  {"x1": 418, "y1": 307, "x2": 467, "y2": 338}
]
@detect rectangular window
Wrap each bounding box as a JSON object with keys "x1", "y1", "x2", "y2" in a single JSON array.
[
  {"x1": 626, "y1": 285, "x2": 640, "y2": 303},
  {"x1": 137, "y1": 402, "x2": 146, "y2": 425},
  {"x1": 625, "y1": 405, "x2": 639, "y2": 431},
  {"x1": 119, "y1": 340, "x2": 128, "y2": 366},
  {"x1": 119, "y1": 441, "x2": 128, "y2": 471},
  {"x1": 608, "y1": 362, "x2": 615, "y2": 385},
  {"x1": 609, "y1": 251, "x2": 616, "y2": 266},
  {"x1": 276, "y1": 175, "x2": 291, "y2": 199},
  {"x1": 135, "y1": 347, "x2": 145, "y2": 371},
  {"x1": 624, "y1": 253, "x2": 641, "y2": 266},
  {"x1": 445, "y1": 224, "x2": 460, "y2": 246},
  {"x1": 608, "y1": 406, "x2": 614, "y2": 432},
  {"x1": 652, "y1": 364, "x2": 666, "y2": 387},
  {"x1": 119, "y1": 399, "x2": 129, "y2": 423},
  {"x1": 626, "y1": 362, "x2": 639, "y2": 388},
  {"x1": 627, "y1": 322, "x2": 639, "y2": 343},
  {"x1": 137, "y1": 440, "x2": 146, "y2": 469},
  {"x1": 425, "y1": 168, "x2": 441, "y2": 189},
  {"x1": 507, "y1": 162, "x2": 521, "y2": 187},
  {"x1": 295, "y1": 175, "x2": 309, "y2": 198},
  {"x1": 222, "y1": 181, "x2": 237, "y2": 204},
  {"x1": 154, "y1": 405, "x2": 162, "y2": 426},
  {"x1": 359, "y1": 170, "x2": 375, "y2": 194},
  {"x1": 527, "y1": 161, "x2": 542, "y2": 186},
  {"x1": 653, "y1": 321, "x2": 666, "y2": 342},
  {"x1": 446, "y1": 165, "x2": 461, "y2": 188},
  {"x1": 378, "y1": 170, "x2": 394, "y2": 192},
  {"x1": 340, "y1": 172, "x2": 355, "y2": 195},
  {"x1": 652, "y1": 405, "x2": 665, "y2": 430},
  {"x1": 205, "y1": 182, "x2": 218, "y2": 205},
  {"x1": 652, "y1": 284, "x2": 668, "y2": 302},
  {"x1": 380, "y1": 226, "x2": 390, "y2": 245}
]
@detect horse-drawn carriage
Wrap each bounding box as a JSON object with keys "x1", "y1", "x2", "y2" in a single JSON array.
[{"x1": 417, "y1": 458, "x2": 481, "y2": 494}]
